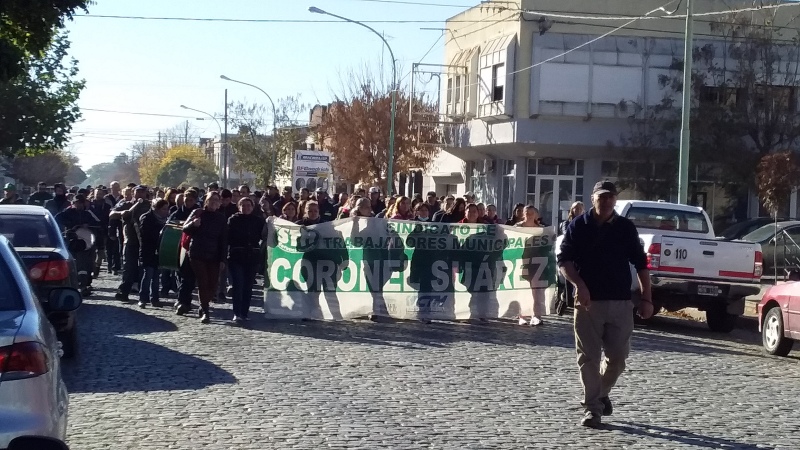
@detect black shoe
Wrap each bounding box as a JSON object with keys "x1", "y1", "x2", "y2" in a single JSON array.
[
  {"x1": 175, "y1": 303, "x2": 191, "y2": 316},
  {"x1": 600, "y1": 397, "x2": 613, "y2": 416},
  {"x1": 138, "y1": 302, "x2": 147, "y2": 309},
  {"x1": 115, "y1": 292, "x2": 129, "y2": 302},
  {"x1": 151, "y1": 300, "x2": 163, "y2": 308},
  {"x1": 200, "y1": 312, "x2": 211, "y2": 324},
  {"x1": 580, "y1": 411, "x2": 602, "y2": 428}
]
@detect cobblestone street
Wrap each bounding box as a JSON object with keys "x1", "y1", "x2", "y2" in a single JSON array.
[{"x1": 63, "y1": 274, "x2": 800, "y2": 449}]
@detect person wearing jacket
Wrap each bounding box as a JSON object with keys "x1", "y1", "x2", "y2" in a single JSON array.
[
  {"x1": 112, "y1": 186, "x2": 151, "y2": 302},
  {"x1": 27, "y1": 182, "x2": 53, "y2": 206},
  {"x1": 169, "y1": 190, "x2": 201, "y2": 316},
  {"x1": 55, "y1": 194, "x2": 101, "y2": 296},
  {"x1": 296, "y1": 201, "x2": 321, "y2": 226},
  {"x1": 137, "y1": 199, "x2": 170, "y2": 308},
  {"x1": 183, "y1": 191, "x2": 227, "y2": 324},
  {"x1": 44, "y1": 183, "x2": 71, "y2": 215},
  {"x1": 315, "y1": 189, "x2": 338, "y2": 222},
  {"x1": 439, "y1": 198, "x2": 467, "y2": 223},
  {"x1": 227, "y1": 197, "x2": 264, "y2": 322},
  {"x1": 89, "y1": 188, "x2": 111, "y2": 278}
]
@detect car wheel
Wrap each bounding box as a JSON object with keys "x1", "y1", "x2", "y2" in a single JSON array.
[
  {"x1": 58, "y1": 325, "x2": 78, "y2": 359},
  {"x1": 706, "y1": 306, "x2": 737, "y2": 333},
  {"x1": 762, "y1": 307, "x2": 794, "y2": 357}
]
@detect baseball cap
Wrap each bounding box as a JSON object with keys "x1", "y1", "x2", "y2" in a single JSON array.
[
  {"x1": 73, "y1": 194, "x2": 87, "y2": 203},
  {"x1": 592, "y1": 181, "x2": 618, "y2": 196},
  {"x1": 369, "y1": 187, "x2": 380, "y2": 194},
  {"x1": 282, "y1": 186, "x2": 293, "y2": 193},
  {"x1": 315, "y1": 187, "x2": 327, "y2": 194},
  {"x1": 427, "y1": 191, "x2": 437, "y2": 197},
  {"x1": 464, "y1": 191, "x2": 475, "y2": 198},
  {"x1": 134, "y1": 185, "x2": 148, "y2": 192},
  {"x1": 3, "y1": 183, "x2": 15, "y2": 191},
  {"x1": 207, "y1": 182, "x2": 220, "y2": 189}
]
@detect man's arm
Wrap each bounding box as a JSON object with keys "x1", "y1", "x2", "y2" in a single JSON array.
[
  {"x1": 557, "y1": 221, "x2": 592, "y2": 310},
  {"x1": 627, "y1": 221, "x2": 654, "y2": 318}
]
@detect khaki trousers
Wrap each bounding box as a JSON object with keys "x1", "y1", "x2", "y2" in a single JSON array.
[{"x1": 574, "y1": 300, "x2": 634, "y2": 415}]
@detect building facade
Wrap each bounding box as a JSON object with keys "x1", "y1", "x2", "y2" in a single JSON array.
[{"x1": 427, "y1": 0, "x2": 800, "y2": 227}]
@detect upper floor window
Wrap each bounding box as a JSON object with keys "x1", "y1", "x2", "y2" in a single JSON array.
[
  {"x1": 478, "y1": 34, "x2": 516, "y2": 119},
  {"x1": 492, "y1": 64, "x2": 505, "y2": 102}
]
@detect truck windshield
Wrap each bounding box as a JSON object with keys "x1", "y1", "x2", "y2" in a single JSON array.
[{"x1": 625, "y1": 207, "x2": 709, "y2": 234}]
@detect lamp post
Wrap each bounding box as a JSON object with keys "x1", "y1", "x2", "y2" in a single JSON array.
[
  {"x1": 677, "y1": 0, "x2": 694, "y2": 205},
  {"x1": 309, "y1": 6, "x2": 397, "y2": 195},
  {"x1": 181, "y1": 104, "x2": 227, "y2": 187},
  {"x1": 219, "y1": 75, "x2": 278, "y2": 188}
]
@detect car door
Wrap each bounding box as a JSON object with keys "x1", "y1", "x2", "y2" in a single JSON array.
[{"x1": 779, "y1": 226, "x2": 800, "y2": 277}]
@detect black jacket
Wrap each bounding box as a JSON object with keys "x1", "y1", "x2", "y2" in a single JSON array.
[
  {"x1": 44, "y1": 195, "x2": 70, "y2": 216},
  {"x1": 168, "y1": 204, "x2": 199, "y2": 223},
  {"x1": 27, "y1": 192, "x2": 53, "y2": 207},
  {"x1": 318, "y1": 200, "x2": 338, "y2": 223},
  {"x1": 137, "y1": 210, "x2": 165, "y2": 267},
  {"x1": 121, "y1": 200, "x2": 152, "y2": 245},
  {"x1": 227, "y1": 213, "x2": 264, "y2": 264},
  {"x1": 296, "y1": 217, "x2": 321, "y2": 226},
  {"x1": 0, "y1": 197, "x2": 23, "y2": 205},
  {"x1": 221, "y1": 202, "x2": 238, "y2": 220},
  {"x1": 55, "y1": 207, "x2": 101, "y2": 232},
  {"x1": 183, "y1": 209, "x2": 227, "y2": 262}
]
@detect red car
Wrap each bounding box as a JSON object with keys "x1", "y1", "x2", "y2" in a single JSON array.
[{"x1": 758, "y1": 282, "x2": 800, "y2": 356}]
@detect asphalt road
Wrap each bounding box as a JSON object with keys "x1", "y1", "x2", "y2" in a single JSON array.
[{"x1": 62, "y1": 273, "x2": 800, "y2": 449}]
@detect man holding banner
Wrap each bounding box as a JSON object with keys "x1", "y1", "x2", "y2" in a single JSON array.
[{"x1": 558, "y1": 181, "x2": 653, "y2": 429}]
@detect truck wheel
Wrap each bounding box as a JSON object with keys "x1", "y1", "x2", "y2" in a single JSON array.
[
  {"x1": 762, "y1": 307, "x2": 794, "y2": 357},
  {"x1": 58, "y1": 325, "x2": 78, "y2": 359},
  {"x1": 706, "y1": 306, "x2": 737, "y2": 333}
]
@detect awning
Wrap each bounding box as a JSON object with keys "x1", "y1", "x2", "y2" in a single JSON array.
[
  {"x1": 429, "y1": 172, "x2": 465, "y2": 185},
  {"x1": 450, "y1": 46, "x2": 479, "y2": 68}
]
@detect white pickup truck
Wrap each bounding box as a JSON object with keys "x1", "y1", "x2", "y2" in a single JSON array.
[{"x1": 557, "y1": 200, "x2": 763, "y2": 332}]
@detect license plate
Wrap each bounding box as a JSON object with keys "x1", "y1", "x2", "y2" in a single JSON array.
[{"x1": 697, "y1": 285, "x2": 722, "y2": 296}]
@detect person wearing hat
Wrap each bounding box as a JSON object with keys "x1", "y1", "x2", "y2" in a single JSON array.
[
  {"x1": 424, "y1": 191, "x2": 440, "y2": 216},
  {"x1": 272, "y1": 186, "x2": 296, "y2": 215},
  {"x1": 314, "y1": 188, "x2": 337, "y2": 223},
  {"x1": 44, "y1": 183, "x2": 71, "y2": 216},
  {"x1": 368, "y1": 187, "x2": 386, "y2": 216},
  {"x1": 27, "y1": 182, "x2": 53, "y2": 207},
  {"x1": 557, "y1": 181, "x2": 653, "y2": 428},
  {"x1": 112, "y1": 185, "x2": 151, "y2": 301},
  {"x1": 207, "y1": 182, "x2": 220, "y2": 193},
  {"x1": 0, "y1": 183, "x2": 24, "y2": 205},
  {"x1": 55, "y1": 193, "x2": 101, "y2": 296}
]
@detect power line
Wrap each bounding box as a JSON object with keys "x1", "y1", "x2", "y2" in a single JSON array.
[
  {"x1": 81, "y1": 108, "x2": 199, "y2": 119},
  {"x1": 77, "y1": 14, "x2": 493, "y2": 24},
  {"x1": 339, "y1": 0, "x2": 477, "y2": 7},
  {"x1": 517, "y1": 1, "x2": 800, "y2": 21}
]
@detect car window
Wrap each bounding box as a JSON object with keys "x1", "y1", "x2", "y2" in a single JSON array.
[
  {"x1": 0, "y1": 214, "x2": 59, "y2": 248},
  {"x1": 626, "y1": 207, "x2": 709, "y2": 234},
  {"x1": 0, "y1": 250, "x2": 24, "y2": 311},
  {"x1": 743, "y1": 224, "x2": 785, "y2": 243}
]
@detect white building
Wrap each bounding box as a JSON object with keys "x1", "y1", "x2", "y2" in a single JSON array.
[{"x1": 425, "y1": 0, "x2": 800, "y2": 226}]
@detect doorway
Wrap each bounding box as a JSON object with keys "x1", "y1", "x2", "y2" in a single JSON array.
[{"x1": 536, "y1": 177, "x2": 574, "y2": 227}]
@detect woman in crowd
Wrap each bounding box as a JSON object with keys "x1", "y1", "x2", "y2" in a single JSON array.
[
  {"x1": 183, "y1": 191, "x2": 227, "y2": 324},
  {"x1": 476, "y1": 203, "x2": 486, "y2": 220},
  {"x1": 484, "y1": 204, "x2": 502, "y2": 224},
  {"x1": 280, "y1": 202, "x2": 298, "y2": 222},
  {"x1": 353, "y1": 197, "x2": 373, "y2": 217},
  {"x1": 559, "y1": 201, "x2": 585, "y2": 236},
  {"x1": 389, "y1": 196, "x2": 414, "y2": 220},
  {"x1": 256, "y1": 194, "x2": 275, "y2": 219},
  {"x1": 296, "y1": 201, "x2": 321, "y2": 226},
  {"x1": 506, "y1": 203, "x2": 525, "y2": 226},
  {"x1": 227, "y1": 197, "x2": 263, "y2": 322},
  {"x1": 458, "y1": 203, "x2": 482, "y2": 224},
  {"x1": 337, "y1": 195, "x2": 361, "y2": 219},
  {"x1": 439, "y1": 197, "x2": 467, "y2": 223},
  {"x1": 413, "y1": 202, "x2": 430, "y2": 221},
  {"x1": 516, "y1": 205, "x2": 546, "y2": 326},
  {"x1": 137, "y1": 199, "x2": 171, "y2": 309},
  {"x1": 297, "y1": 199, "x2": 309, "y2": 221},
  {"x1": 164, "y1": 188, "x2": 178, "y2": 210}
]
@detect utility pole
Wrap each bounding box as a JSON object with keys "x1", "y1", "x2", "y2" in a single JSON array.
[
  {"x1": 184, "y1": 120, "x2": 189, "y2": 144},
  {"x1": 224, "y1": 89, "x2": 229, "y2": 188},
  {"x1": 678, "y1": 0, "x2": 694, "y2": 205}
]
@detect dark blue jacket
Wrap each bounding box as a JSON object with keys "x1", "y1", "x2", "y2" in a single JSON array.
[{"x1": 557, "y1": 209, "x2": 647, "y2": 301}]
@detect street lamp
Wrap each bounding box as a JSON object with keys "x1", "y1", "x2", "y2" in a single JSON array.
[
  {"x1": 219, "y1": 75, "x2": 278, "y2": 187},
  {"x1": 180, "y1": 104, "x2": 227, "y2": 186},
  {"x1": 309, "y1": 6, "x2": 397, "y2": 195}
]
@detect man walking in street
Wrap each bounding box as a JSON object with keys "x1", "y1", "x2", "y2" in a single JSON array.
[
  {"x1": 557, "y1": 181, "x2": 653, "y2": 428},
  {"x1": 113, "y1": 185, "x2": 151, "y2": 301},
  {"x1": 27, "y1": 182, "x2": 53, "y2": 206},
  {"x1": 0, "y1": 183, "x2": 24, "y2": 204}
]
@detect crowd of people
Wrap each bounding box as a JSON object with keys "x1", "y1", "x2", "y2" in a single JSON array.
[{"x1": 9, "y1": 179, "x2": 586, "y2": 326}]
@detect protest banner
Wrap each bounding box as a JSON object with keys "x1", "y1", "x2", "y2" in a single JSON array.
[
  {"x1": 292, "y1": 150, "x2": 332, "y2": 194},
  {"x1": 264, "y1": 217, "x2": 557, "y2": 321}
]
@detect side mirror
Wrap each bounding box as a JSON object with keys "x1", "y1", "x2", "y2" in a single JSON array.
[
  {"x1": 8, "y1": 436, "x2": 70, "y2": 450},
  {"x1": 47, "y1": 288, "x2": 82, "y2": 312}
]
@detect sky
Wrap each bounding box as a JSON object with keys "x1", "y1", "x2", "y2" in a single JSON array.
[{"x1": 64, "y1": 0, "x2": 480, "y2": 169}]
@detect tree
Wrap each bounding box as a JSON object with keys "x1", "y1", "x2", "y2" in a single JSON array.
[
  {"x1": 186, "y1": 166, "x2": 218, "y2": 188},
  {"x1": 85, "y1": 153, "x2": 140, "y2": 187},
  {"x1": 0, "y1": 0, "x2": 90, "y2": 82},
  {"x1": 319, "y1": 67, "x2": 440, "y2": 190},
  {"x1": 133, "y1": 122, "x2": 202, "y2": 184},
  {"x1": 155, "y1": 159, "x2": 194, "y2": 187},
  {"x1": 0, "y1": 33, "x2": 85, "y2": 159},
  {"x1": 12, "y1": 151, "x2": 69, "y2": 186},
  {"x1": 139, "y1": 144, "x2": 216, "y2": 187},
  {"x1": 757, "y1": 152, "x2": 800, "y2": 217},
  {"x1": 227, "y1": 96, "x2": 307, "y2": 187}
]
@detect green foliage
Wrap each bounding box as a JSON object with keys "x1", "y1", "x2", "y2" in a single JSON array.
[
  {"x1": 186, "y1": 166, "x2": 218, "y2": 188},
  {"x1": 155, "y1": 159, "x2": 195, "y2": 187},
  {"x1": 757, "y1": 152, "x2": 800, "y2": 216},
  {"x1": 0, "y1": 33, "x2": 85, "y2": 158},
  {"x1": 12, "y1": 151, "x2": 70, "y2": 185},
  {"x1": 84, "y1": 153, "x2": 140, "y2": 187},
  {"x1": 0, "y1": 0, "x2": 91, "y2": 82}
]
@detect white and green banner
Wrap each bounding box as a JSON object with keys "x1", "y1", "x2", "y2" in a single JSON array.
[{"x1": 264, "y1": 217, "x2": 557, "y2": 321}]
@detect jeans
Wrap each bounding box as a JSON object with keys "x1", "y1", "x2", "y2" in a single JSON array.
[
  {"x1": 177, "y1": 257, "x2": 196, "y2": 307},
  {"x1": 107, "y1": 237, "x2": 122, "y2": 272},
  {"x1": 160, "y1": 269, "x2": 176, "y2": 294},
  {"x1": 229, "y1": 261, "x2": 257, "y2": 319},
  {"x1": 139, "y1": 266, "x2": 160, "y2": 305},
  {"x1": 575, "y1": 300, "x2": 634, "y2": 416},
  {"x1": 118, "y1": 241, "x2": 140, "y2": 295},
  {"x1": 190, "y1": 259, "x2": 221, "y2": 312}
]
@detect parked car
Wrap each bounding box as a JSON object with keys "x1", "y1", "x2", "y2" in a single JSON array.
[
  {"x1": 0, "y1": 234, "x2": 82, "y2": 449},
  {"x1": 0, "y1": 206, "x2": 80, "y2": 357},
  {"x1": 719, "y1": 217, "x2": 792, "y2": 241},
  {"x1": 757, "y1": 282, "x2": 800, "y2": 356},
  {"x1": 741, "y1": 221, "x2": 800, "y2": 279},
  {"x1": 556, "y1": 200, "x2": 763, "y2": 332}
]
